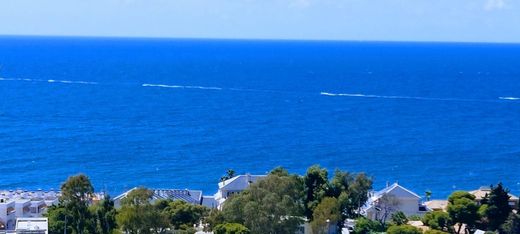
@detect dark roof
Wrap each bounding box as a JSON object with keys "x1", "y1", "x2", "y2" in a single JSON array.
[
  {"x1": 114, "y1": 188, "x2": 203, "y2": 206},
  {"x1": 151, "y1": 189, "x2": 202, "y2": 204}
]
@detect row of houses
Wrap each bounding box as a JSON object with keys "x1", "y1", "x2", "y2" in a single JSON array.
[
  {"x1": 112, "y1": 173, "x2": 266, "y2": 210},
  {"x1": 115, "y1": 175, "x2": 519, "y2": 219},
  {"x1": 0, "y1": 189, "x2": 108, "y2": 233},
  {"x1": 0, "y1": 174, "x2": 265, "y2": 232},
  {"x1": 112, "y1": 176, "x2": 520, "y2": 234},
  {"x1": 2, "y1": 175, "x2": 518, "y2": 233}
]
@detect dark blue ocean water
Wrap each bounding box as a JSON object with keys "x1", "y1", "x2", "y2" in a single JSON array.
[{"x1": 1, "y1": 36, "x2": 520, "y2": 198}]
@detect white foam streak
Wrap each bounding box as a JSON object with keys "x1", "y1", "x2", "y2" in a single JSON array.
[
  {"x1": 142, "y1": 83, "x2": 222, "y2": 90},
  {"x1": 320, "y1": 92, "x2": 495, "y2": 103},
  {"x1": 321, "y1": 92, "x2": 435, "y2": 100},
  {"x1": 47, "y1": 79, "x2": 98, "y2": 85},
  {"x1": 0, "y1": 77, "x2": 97, "y2": 85},
  {"x1": 499, "y1": 97, "x2": 520, "y2": 100},
  {"x1": 0, "y1": 77, "x2": 31, "y2": 81}
]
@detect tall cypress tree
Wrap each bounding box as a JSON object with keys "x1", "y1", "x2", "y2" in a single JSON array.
[{"x1": 485, "y1": 183, "x2": 512, "y2": 231}]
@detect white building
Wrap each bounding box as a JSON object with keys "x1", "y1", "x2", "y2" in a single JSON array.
[
  {"x1": 0, "y1": 198, "x2": 16, "y2": 230},
  {"x1": 201, "y1": 195, "x2": 217, "y2": 209},
  {"x1": 0, "y1": 190, "x2": 59, "y2": 231},
  {"x1": 15, "y1": 217, "x2": 48, "y2": 234},
  {"x1": 362, "y1": 183, "x2": 428, "y2": 221},
  {"x1": 213, "y1": 174, "x2": 266, "y2": 209}
]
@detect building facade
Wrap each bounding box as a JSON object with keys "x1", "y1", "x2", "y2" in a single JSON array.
[
  {"x1": 213, "y1": 174, "x2": 266, "y2": 209},
  {"x1": 0, "y1": 190, "x2": 59, "y2": 231},
  {"x1": 362, "y1": 183, "x2": 428, "y2": 221}
]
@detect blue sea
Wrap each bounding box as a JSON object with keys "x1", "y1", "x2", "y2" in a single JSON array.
[{"x1": 1, "y1": 36, "x2": 519, "y2": 199}]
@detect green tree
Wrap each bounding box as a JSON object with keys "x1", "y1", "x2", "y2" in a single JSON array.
[
  {"x1": 391, "y1": 211, "x2": 408, "y2": 226},
  {"x1": 222, "y1": 168, "x2": 304, "y2": 234},
  {"x1": 205, "y1": 209, "x2": 226, "y2": 231},
  {"x1": 142, "y1": 207, "x2": 170, "y2": 234},
  {"x1": 269, "y1": 166, "x2": 290, "y2": 177},
  {"x1": 485, "y1": 183, "x2": 512, "y2": 231},
  {"x1": 116, "y1": 206, "x2": 140, "y2": 234},
  {"x1": 214, "y1": 223, "x2": 250, "y2": 234},
  {"x1": 330, "y1": 170, "x2": 373, "y2": 219},
  {"x1": 304, "y1": 165, "x2": 329, "y2": 219},
  {"x1": 447, "y1": 191, "x2": 479, "y2": 234},
  {"x1": 121, "y1": 187, "x2": 153, "y2": 206},
  {"x1": 91, "y1": 195, "x2": 117, "y2": 234},
  {"x1": 353, "y1": 217, "x2": 384, "y2": 234},
  {"x1": 386, "y1": 225, "x2": 422, "y2": 234},
  {"x1": 164, "y1": 200, "x2": 208, "y2": 230},
  {"x1": 501, "y1": 213, "x2": 520, "y2": 234},
  {"x1": 116, "y1": 188, "x2": 169, "y2": 234},
  {"x1": 477, "y1": 203, "x2": 489, "y2": 229},
  {"x1": 311, "y1": 197, "x2": 341, "y2": 234},
  {"x1": 421, "y1": 211, "x2": 452, "y2": 232},
  {"x1": 60, "y1": 174, "x2": 96, "y2": 234},
  {"x1": 45, "y1": 205, "x2": 73, "y2": 234},
  {"x1": 448, "y1": 191, "x2": 475, "y2": 204}
]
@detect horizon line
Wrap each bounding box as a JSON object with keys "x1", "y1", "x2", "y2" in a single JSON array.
[{"x1": 1, "y1": 34, "x2": 520, "y2": 45}]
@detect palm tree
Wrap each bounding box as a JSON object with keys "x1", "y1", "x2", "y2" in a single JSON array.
[
  {"x1": 220, "y1": 169, "x2": 236, "y2": 182},
  {"x1": 425, "y1": 190, "x2": 432, "y2": 201}
]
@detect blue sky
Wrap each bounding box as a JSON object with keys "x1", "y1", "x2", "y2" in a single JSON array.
[{"x1": 0, "y1": 0, "x2": 519, "y2": 42}]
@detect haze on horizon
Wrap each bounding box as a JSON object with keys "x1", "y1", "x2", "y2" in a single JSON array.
[{"x1": 0, "y1": 0, "x2": 519, "y2": 43}]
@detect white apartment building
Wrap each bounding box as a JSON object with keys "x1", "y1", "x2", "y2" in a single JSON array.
[{"x1": 0, "y1": 190, "x2": 59, "y2": 231}]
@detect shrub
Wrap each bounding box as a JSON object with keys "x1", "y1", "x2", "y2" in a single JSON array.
[
  {"x1": 391, "y1": 211, "x2": 408, "y2": 225},
  {"x1": 424, "y1": 230, "x2": 448, "y2": 234},
  {"x1": 408, "y1": 215, "x2": 422, "y2": 221},
  {"x1": 422, "y1": 211, "x2": 451, "y2": 232},
  {"x1": 386, "y1": 225, "x2": 422, "y2": 234},
  {"x1": 353, "y1": 217, "x2": 384, "y2": 234},
  {"x1": 214, "y1": 223, "x2": 250, "y2": 234}
]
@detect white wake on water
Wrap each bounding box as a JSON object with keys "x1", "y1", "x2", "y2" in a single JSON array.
[
  {"x1": 498, "y1": 97, "x2": 520, "y2": 101},
  {"x1": 0, "y1": 77, "x2": 98, "y2": 85},
  {"x1": 0, "y1": 77, "x2": 35, "y2": 81},
  {"x1": 321, "y1": 92, "x2": 519, "y2": 103},
  {"x1": 320, "y1": 92, "x2": 459, "y2": 101},
  {"x1": 2, "y1": 77, "x2": 519, "y2": 103},
  {"x1": 47, "y1": 79, "x2": 98, "y2": 85},
  {"x1": 142, "y1": 83, "x2": 222, "y2": 90}
]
